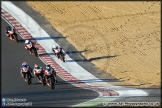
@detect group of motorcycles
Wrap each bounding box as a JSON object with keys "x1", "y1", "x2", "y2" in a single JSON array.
[
  {"x1": 5, "y1": 26, "x2": 38, "y2": 57},
  {"x1": 5, "y1": 26, "x2": 66, "y2": 61},
  {"x1": 5, "y1": 25, "x2": 67, "y2": 89},
  {"x1": 21, "y1": 64, "x2": 56, "y2": 89}
]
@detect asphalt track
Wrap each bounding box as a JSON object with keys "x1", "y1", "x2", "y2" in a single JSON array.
[
  {"x1": 1, "y1": 18, "x2": 99, "y2": 107},
  {"x1": 1, "y1": 1, "x2": 161, "y2": 107}
]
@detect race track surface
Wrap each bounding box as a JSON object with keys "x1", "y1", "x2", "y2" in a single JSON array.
[
  {"x1": 1, "y1": 1, "x2": 161, "y2": 107},
  {"x1": 1, "y1": 18, "x2": 99, "y2": 107}
]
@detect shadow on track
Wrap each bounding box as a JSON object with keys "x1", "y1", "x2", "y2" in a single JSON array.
[{"x1": 66, "y1": 55, "x2": 119, "y2": 62}]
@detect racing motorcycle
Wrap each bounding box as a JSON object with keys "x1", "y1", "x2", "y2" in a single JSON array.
[
  {"x1": 33, "y1": 67, "x2": 46, "y2": 85},
  {"x1": 5, "y1": 26, "x2": 19, "y2": 42},
  {"x1": 25, "y1": 42, "x2": 38, "y2": 57},
  {"x1": 52, "y1": 48, "x2": 65, "y2": 62},
  {"x1": 44, "y1": 69, "x2": 56, "y2": 89},
  {"x1": 20, "y1": 66, "x2": 33, "y2": 85}
]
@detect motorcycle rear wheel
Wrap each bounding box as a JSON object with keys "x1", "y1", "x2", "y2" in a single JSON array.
[
  {"x1": 60, "y1": 54, "x2": 65, "y2": 62},
  {"x1": 31, "y1": 47, "x2": 38, "y2": 57},
  {"x1": 13, "y1": 34, "x2": 19, "y2": 42}
]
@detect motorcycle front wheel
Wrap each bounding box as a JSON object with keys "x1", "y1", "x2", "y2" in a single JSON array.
[
  {"x1": 27, "y1": 73, "x2": 32, "y2": 85},
  {"x1": 49, "y1": 76, "x2": 55, "y2": 89}
]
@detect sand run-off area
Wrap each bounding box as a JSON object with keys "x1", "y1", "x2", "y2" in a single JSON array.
[{"x1": 26, "y1": 1, "x2": 160, "y2": 88}]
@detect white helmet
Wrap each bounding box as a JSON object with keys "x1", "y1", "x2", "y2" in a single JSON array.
[
  {"x1": 22, "y1": 62, "x2": 28, "y2": 67},
  {"x1": 46, "y1": 65, "x2": 50, "y2": 70},
  {"x1": 52, "y1": 45, "x2": 56, "y2": 48},
  {"x1": 25, "y1": 40, "x2": 29, "y2": 44}
]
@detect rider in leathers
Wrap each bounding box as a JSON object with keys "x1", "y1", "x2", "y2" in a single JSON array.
[
  {"x1": 24, "y1": 40, "x2": 34, "y2": 54},
  {"x1": 44, "y1": 65, "x2": 57, "y2": 85},
  {"x1": 33, "y1": 63, "x2": 44, "y2": 82},
  {"x1": 52, "y1": 45, "x2": 66, "y2": 58},
  {"x1": 5, "y1": 26, "x2": 16, "y2": 40},
  {"x1": 20, "y1": 62, "x2": 33, "y2": 81}
]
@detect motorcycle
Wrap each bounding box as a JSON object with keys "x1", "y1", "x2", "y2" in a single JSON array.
[
  {"x1": 33, "y1": 67, "x2": 46, "y2": 85},
  {"x1": 25, "y1": 41, "x2": 38, "y2": 57},
  {"x1": 44, "y1": 69, "x2": 56, "y2": 89},
  {"x1": 5, "y1": 26, "x2": 19, "y2": 42},
  {"x1": 52, "y1": 48, "x2": 65, "y2": 62},
  {"x1": 21, "y1": 66, "x2": 33, "y2": 85}
]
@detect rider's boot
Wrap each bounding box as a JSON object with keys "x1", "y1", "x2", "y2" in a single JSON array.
[
  {"x1": 46, "y1": 79, "x2": 49, "y2": 86},
  {"x1": 24, "y1": 78, "x2": 27, "y2": 82},
  {"x1": 37, "y1": 76, "x2": 41, "y2": 82}
]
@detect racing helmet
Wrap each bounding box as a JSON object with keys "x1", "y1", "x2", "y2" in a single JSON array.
[
  {"x1": 34, "y1": 63, "x2": 38, "y2": 67},
  {"x1": 52, "y1": 45, "x2": 56, "y2": 49},
  {"x1": 56, "y1": 46, "x2": 59, "y2": 49},
  {"x1": 22, "y1": 62, "x2": 28, "y2": 67},
  {"x1": 25, "y1": 40, "x2": 29, "y2": 44},
  {"x1": 34, "y1": 64, "x2": 39, "y2": 69},
  {"x1": 46, "y1": 65, "x2": 50, "y2": 70}
]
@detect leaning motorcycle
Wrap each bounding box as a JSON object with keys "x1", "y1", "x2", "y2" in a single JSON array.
[
  {"x1": 25, "y1": 42, "x2": 38, "y2": 57},
  {"x1": 44, "y1": 70, "x2": 56, "y2": 89},
  {"x1": 5, "y1": 26, "x2": 19, "y2": 42},
  {"x1": 21, "y1": 66, "x2": 32, "y2": 85},
  {"x1": 33, "y1": 67, "x2": 46, "y2": 85},
  {"x1": 52, "y1": 48, "x2": 65, "y2": 62},
  {"x1": 58, "y1": 51, "x2": 65, "y2": 62}
]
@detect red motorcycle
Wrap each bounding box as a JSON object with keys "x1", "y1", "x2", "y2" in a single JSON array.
[
  {"x1": 33, "y1": 67, "x2": 46, "y2": 85},
  {"x1": 21, "y1": 66, "x2": 33, "y2": 85},
  {"x1": 25, "y1": 41, "x2": 38, "y2": 57},
  {"x1": 52, "y1": 47, "x2": 66, "y2": 62},
  {"x1": 44, "y1": 69, "x2": 56, "y2": 89},
  {"x1": 5, "y1": 26, "x2": 19, "y2": 42}
]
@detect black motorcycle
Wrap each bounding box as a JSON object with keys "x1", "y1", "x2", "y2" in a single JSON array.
[
  {"x1": 26, "y1": 72, "x2": 32, "y2": 85},
  {"x1": 31, "y1": 46, "x2": 38, "y2": 57},
  {"x1": 48, "y1": 75, "x2": 55, "y2": 89},
  {"x1": 58, "y1": 51, "x2": 65, "y2": 62}
]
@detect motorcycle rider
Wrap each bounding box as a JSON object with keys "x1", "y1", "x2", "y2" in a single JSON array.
[
  {"x1": 33, "y1": 63, "x2": 44, "y2": 83},
  {"x1": 24, "y1": 39, "x2": 34, "y2": 54},
  {"x1": 52, "y1": 44, "x2": 66, "y2": 58},
  {"x1": 20, "y1": 62, "x2": 33, "y2": 81},
  {"x1": 44, "y1": 64, "x2": 57, "y2": 85},
  {"x1": 5, "y1": 26, "x2": 16, "y2": 40}
]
